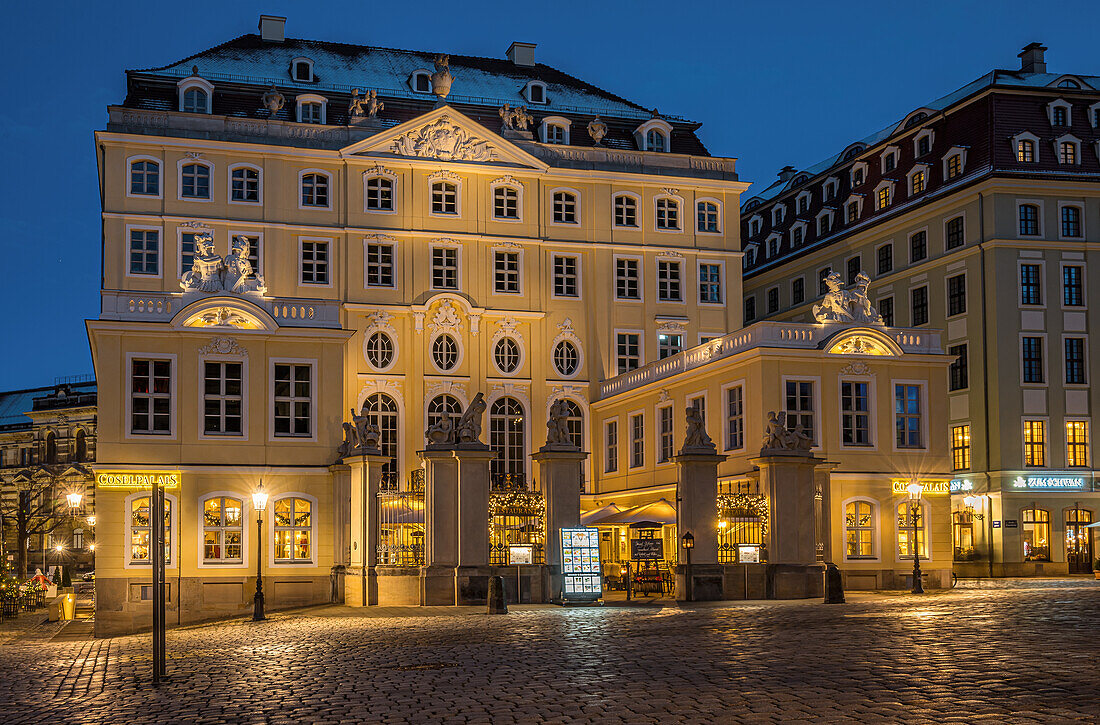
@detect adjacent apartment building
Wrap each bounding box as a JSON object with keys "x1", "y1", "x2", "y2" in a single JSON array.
[{"x1": 740, "y1": 44, "x2": 1100, "y2": 576}]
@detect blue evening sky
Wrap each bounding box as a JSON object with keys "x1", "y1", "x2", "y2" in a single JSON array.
[{"x1": 2, "y1": 0, "x2": 1097, "y2": 389}]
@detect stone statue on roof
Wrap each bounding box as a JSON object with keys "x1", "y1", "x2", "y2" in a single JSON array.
[
  {"x1": 224, "y1": 236, "x2": 267, "y2": 295},
  {"x1": 365, "y1": 89, "x2": 383, "y2": 117},
  {"x1": 348, "y1": 89, "x2": 367, "y2": 118},
  {"x1": 588, "y1": 116, "x2": 607, "y2": 145},
  {"x1": 761, "y1": 411, "x2": 813, "y2": 455},
  {"x1": 180, "y1": 233, "x2": 224, "y2": 293},
  {"x1": 499, "y1": 104, "x2": 533, "y2": 131},
  {"x1": 431, "y1": 55, "x2": 453, "y2": 99},
  {"x1": 262, "y1": 85, "x2": 285, "y2": 115},
  {"x1": 812, "y1": 271, "x2": 883, "y2": 325}
]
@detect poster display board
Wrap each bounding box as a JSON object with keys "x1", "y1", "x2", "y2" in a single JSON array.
[
  {"x1": 508, "y1": 545, "x2": 534, "y2": 565},
  {"x1": 560, "y1": 527, "x2": 602, "y2": 602}
]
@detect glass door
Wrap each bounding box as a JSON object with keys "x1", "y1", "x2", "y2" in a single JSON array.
[{"x1": 1065, "y1": 508, "x2": 1093, "y2": 574}]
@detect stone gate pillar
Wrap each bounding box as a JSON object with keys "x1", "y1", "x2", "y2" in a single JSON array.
[
  {"x1": 419, "y1": 448, "x2": 459, "y2": 605},
  {"x1": 344, "y1": 451, "x2": 390, "y2": 607},
  {"x1": 673, "y1": 405, "x2": 726, "y2": 601},
  {"x1": 453, "y1": 446, "x2": 496, "y2": 604},
  {"x1": 531, "y1": 446, "x2": 587, "y2": 603}
]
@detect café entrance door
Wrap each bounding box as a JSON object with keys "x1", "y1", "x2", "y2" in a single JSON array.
[{"x1": 1065, "y1": 508, "x2": 1093, "y2": 574}]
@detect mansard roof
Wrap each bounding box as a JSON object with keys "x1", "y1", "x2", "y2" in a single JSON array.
[{"x1": 0, "y1": 381, "x2": 96, "y2": 430}]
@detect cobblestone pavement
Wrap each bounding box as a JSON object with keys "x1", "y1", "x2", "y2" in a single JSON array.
[{"x1": 2, "y1": 581, "x2": 1099, "y2": 723}]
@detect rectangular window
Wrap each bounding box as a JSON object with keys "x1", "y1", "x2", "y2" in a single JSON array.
[
  {"x1": 129, "y1": 229, "x2": 159, "y2": 276},
  {"x1": 493, "y1": 186, "x2": 519, "y2": 219},
  {"x1": 841, "y1": 381, "x2": 870, "y2": 446},
  {"x1": 552, "y1": 192, "x2": 577, "y2": 224},
  {"x1": 494, "y1": 251, "x2": 520, "y2": 294},
  {"x1": 792, "y1": 226, "x2": 803, "y2": 246},
  {"x1": 658, "y1": 333, "x2": 683, "y2": 360},
  {"x1": 605, "y1": 421, "x2": 618, "y2": 473},
  {"x1": 877, "y1": 186, "x2": 890, "y2": 209},
  {"x1": 1020, "y1": 264, "x2": 1042, "y2": 305},
  {"x1": 130, "y1": 160, "x2": 159, "y2": 196},
  {"x1": 432, "y1": 247, "x2": 458, "y2": 290},
  {"x1": 846, "y1": 256, "x2": 861, "y2": 285},
  {"x1": 946, "y1": 154, "x2": 962, "y2": 178},
  {"x1": 949, "y1": 344, "x2": 968, "y2": 391},
  {"x1": 203, "y1": 361, "x2": 243, "y2": 435},
  {"x1": 273, "y1": 363, "x2": 312, "y2": 437},
  {"x1": 131, "y1": 359, "x2": 172, "y2": 435},
  {"x1": 791, "y1": 278, "x2": 804, "y2": 305},
  {"x1": 615, "y1": 258, "x2": 640, "y2": 300},
  {"x1": 656, "y1": 199, "x2": 680, "y2": 230},
  {"x1": 1059, "y1": 142, "x2": 1077, "y2": 165},
  {"x1": 946, "y1": 216, "x2": 965, "y2": 249},
  {"x1": 847, "y1": 201, "x2": 859, "y2": 223},
  {"x1": 784, "y1": 380, "x2": 815, "y2": 445},
  {"x1": 894, "y1": 384, "x2": 922, "y2": 448},
  {"x1": 365, "y1": 243, "x2": 394, "y2": 287},
  {"x1": 911, "y1": 170, "x2": 925, "y2": 194},
  {"x1": 911, "y1": 286, "x2": 928, "y2": 326},
  {"x1": 877, "y1": 244, "x2": 893, "y2": 275},
  {"x1": 726, "y1": 385, "x2": 744, "y2": 450},
  {"x1": 273, "y1": 497, "x2": 312, "y2": 563},
  {"x1": 818, "y1": 215, "x2": 830, "y2": 235},
  {"x1": 910, "y1": 231, "x2": 927, "y2": 262},
  {"x1": 1022, "y1": 336, "x2": 1044, "y2": 383},
  {"x1": 231, "y1": 168, "x2": 260, "y2": 203},
  {"x1": 300, "y1": 102, "x2": 322, "y2": 124},
  {"x1": 181, "y1": 164, "x2": 210, "y2": 199},
  {"x1": 630, "y1": 414, "x2": 644, "y2": 468},
  {"x1": 300, "y1": 241, "x2": 329, "y2": 285},
  {"x1": 616, "y1": 333, "x2": 640, "y2": 374},
  {"x1": 180, "y1": 232, "x2": 198, "y2": 275},
  {"x1": 657, "y1": 260, "x2": 682, "y2": 301},
  {"x1": 947, "y1": 274, "x2": 966, "y2": 316},
  {"x1": 553, "y1": 255, "x2": 579, "y2": 297},
  {"x1": 1065, "y1": 337, "x2": 1086, "y2": 384},
  {"x1": 614, "y1": 196, "x2": 637, "y2": 227},
  {"x1": 658, "y1": 406, "x2": 674, "y2": 463},
  {"x1": 1063, "y1": 266, "x2": 1083, "y2": 306},
  {"x1": 880, "y1": 297, "x2": 894, "y2": 326},
  {"x1": 845, "y1": 501, "x2": 875, "y2": 559},
  {"x1": 365, "y1": 176, "x2": 393, "y2": 211},
  {"x1": 1066, "y1": 421, "x2": 1090, "y2": 467},
  {"x1": 432, "y1": 183, "x2": 458, "y2": 215},
  {"x1": 818, "y1": 268, "x2": 831, "y2": 296},
  {"x1": 1019, "y1": 204, "x2": 1039, "y2": 236},
  {"x1": 744, "y1": 297, "x2": 756, "y2": 323},
  {"x1": 917, "y1": 136, "x2": 930, "y2": 156},
  {"x1": 699, "y1": 263, "x2": 722, "y2": 303},
  {"x1": 951, "y1": 425, "x2": 971, "y2": 471},
  {"x1": 1061, "y1": 206, "x2": 1082, "y2": 238},
  {"x1": 1023, "y1": 420, "x2": 1046, "y2": 467}
]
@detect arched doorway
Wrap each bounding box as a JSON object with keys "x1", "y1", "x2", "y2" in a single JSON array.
[{"x1": 1066, "y1": 507, "x2": 1093, "y2": 573}]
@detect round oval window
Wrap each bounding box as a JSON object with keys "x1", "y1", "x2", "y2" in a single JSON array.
[
  {"x1": 432, "y1": 334, "x2": 459, "y2": 371},
  {"x1": 553, "y1": 340, "x2": 579, "y2": 376},
  {"x1": 494, "y1": 337, "x2": 520, "y2": 374},
  {"x1": 366, "y1": 331, "x2": 394, "y2": 369}
]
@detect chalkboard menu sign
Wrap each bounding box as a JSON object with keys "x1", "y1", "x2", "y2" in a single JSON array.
[
  {"x1": 630, "y1": 538, "x2": 665, "y2": 561},
  {"x1": 560, "y1": 527, "x2": 602, "y2": 602}
]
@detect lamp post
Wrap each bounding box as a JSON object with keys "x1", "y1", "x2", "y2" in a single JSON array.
[
  {"x1": 252, "y1": 482, "x2": 269, "y2": 621},
  {"x1": 681, "y1": 531, "x2": 695, "y2": 602},
  {"x1": 906, "y1": 482, "x2": 924, "y2": 594}
]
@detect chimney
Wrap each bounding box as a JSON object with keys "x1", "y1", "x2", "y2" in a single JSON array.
[
  {"x1": 259, "y1": 15, "x2": 286, "y2": 43},
  {"x1": 1018, "y1": 42, "x2": 1047, "y2": 74},
  {"x1": 506, "y1": 42, "x2": 537, "y2": 67},
  {"x1": 778, "y1": 165, "x2": 798, "y2": 182}
]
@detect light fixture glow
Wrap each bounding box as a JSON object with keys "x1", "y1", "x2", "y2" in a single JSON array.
[
  {"x1": 66, "y1": 492, "x2": 83, "y2": 509},
  {"x1": 906, "y1": 482, "x2": 922, "y2": 500},
  {"x1": 252, "y1": 481, "x2": 269, "y2": 512}
]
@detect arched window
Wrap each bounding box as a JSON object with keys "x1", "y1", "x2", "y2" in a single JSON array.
[
  {"x1": 525, "y1": 81, "x2": 547, "y2": 104},
  {"x1": 363, "y1": 393, "x2": 399, "y2": 481},
  {"x1": 431, "y1": 182, "x2": 458, "y2": 215},
  {"x1": 1058, "y1": 79, "x2": 1080, "y2": 89},
  {"x1": 301, "y1": 173, "x2": 329, "y2": 208},
  {"x1": 493, "y1": 337, "x2": 521, "y2": 374},
  {"x1": 490, "y1": 397, "x2": 525, "y2": 482},
  {"x1": 129, "y1": 494, "x2": 172, "y2": 565},
  {"x1": 844, "y1": 500, "x2": 875, "y2": 559},
  {"x1": 130, "y1": 160, "x2": 160, "y2": 196},
  {"x1": 545, "y1": 124, "x2": 566, "y2": 144},
  {"x1": 1017, "y1": 139, "x2": 1036, "y2": 162},
  {"x1": 646, "y1": 128, "x2": 667, "y2": 152},
  {"x1": 553, "y1": 340, "x2": 580, "y2": 377},
  {"x1": 273, "y1": 496, "x2": 313, "y2": 563},
  {"x1": 74, "y1": 429, "x2": 87, "y2": 462},
  {"x1": 182, "y1": 87, "x2": 208, "y2": 114},
  {"x1": 412, "y1": 71, "x2": 432, "y2": 93},
  {"x1": 552, "y1": 190, "x2": 577, "y2": 224},
  {"x1": 292, "y1": 58, "x2": 314, "y2": 82},
  {"x1": 230, "y1": 166, "x2": 260, "y2": 203},
  {"x1": 427, "y1": 395, "x2": 463, "y2": 431},
  {"x1": 365, "y1": 331, "x2": 395, "y2": 370},
  {"x1": 44, "y1": 432, "x2": 57, "y2": 465},
  {"x1": 180, "y1": 163, "x2": 211, "y2": 199},
  {"x1": 1019, "y1": 204, "x2": 1040, "y2": 236},
  {"x1": 697, "y1": 201, "x2": 720, "y2": 233},
  {"x1": 1022, "y1": 508, "x2": 1050, "y2": 561},
  {"x1": 202, "y1": 495, "x2": 243, "y2": 563},
  {"x1": 431, "y1": 334, "x2": 460, "y2": 371},
  {"x1": 562, "y1": 399, "x2": 584, "y2": 450},
  {"x1": 655, "y1": 197, "x2": 680, "y2": 230},
  {"x1": 366, "y1": 176, "x2": 394, "y2": 212},
  {"x1": 896, "y1": 501, "x2": 927, "y2": 560}
]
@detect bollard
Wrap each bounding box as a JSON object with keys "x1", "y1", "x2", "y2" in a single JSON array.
[
  {"x1": 823, "y1": 562, "x2": 845, "y2": 604},
  {"x1": 487, "y1": 575, "x2": 508, "y2": 614}
]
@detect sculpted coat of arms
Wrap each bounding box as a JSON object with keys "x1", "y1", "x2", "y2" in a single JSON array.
[{"x1": 390, "y1": 115, "x2": 495, "y2": 162}]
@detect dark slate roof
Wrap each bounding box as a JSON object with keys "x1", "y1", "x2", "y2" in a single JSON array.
[{"x1": 0, "y1": 382, "x2": 97, "y2": 430}]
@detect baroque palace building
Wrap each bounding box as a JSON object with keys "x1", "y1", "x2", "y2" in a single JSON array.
[
  {"x1": 741, "y1": 44, "x2": 1100, "y2": 577},
  {"x1": 89, "y1": 15, "x2": 953, "y2": 634}
]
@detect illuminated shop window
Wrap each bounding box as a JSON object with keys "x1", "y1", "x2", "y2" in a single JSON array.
[
  {"x1": 203, "y1": 496, "x2": 243, "y2": 563},
  {"x1": 273, "y1": 497, "x2": 313, "y2": 563},
  {"x1": 896, "y1": 501, "x2": 927, "y2": 560},
  {"x1": 1021, "y1": 508, "x2": 1050, "y2": 562},
  {"x1": 845, "y1": 500, "x2": 875, "y2": 559}
]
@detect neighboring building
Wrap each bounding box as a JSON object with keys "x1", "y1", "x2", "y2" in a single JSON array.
[
  {"x1": 740, "y1": 43, "x2": 1100, "y2": 576},
  {"x1": 0, "y1": 378, "x2": 97, "y2": 577}
]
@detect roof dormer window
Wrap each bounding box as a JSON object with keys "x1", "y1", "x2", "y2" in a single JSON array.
[
  {"x1": 772, "y1": 204, "x2": 785, "y2": 226},
  {"x1": 291, "y1": 57, "x2": 315, "y2": 83},
  {"x1": 635, "y1": 119, "x2": 673, "y2": 153},
  {"x1": 525, "y1": 81, "x2": 547, "y2": 104},
  {"x1": 913, "y1": 128, "x2": 934, "y2": 157},
  {"x1": 880, "y1": 146, "x2": 899, "y2": 174},
  {"x1": 850, "y1": 161, "x2": 868, "y2": 187},
  {"x1": 646, "y1": 129, "x2": 666, "y2": 152},
  {"x1": 177, "y1": 75, "x2": 214, "y2": 115},
  {"x1": 540, "y1": 116, "x2": 571, "y2": 145},
  {"x1": 1047, "y1": 99, "x2": 1072, "y2": 126},
  {"x1": 1058, "y1": 79, "x2": 1081, "y2": 89},
  {"x1": 296, "y1": 94, "x2": 328, "y2": 124},
  {"x1": 795, "y1": 190, "x2": 812, "y2": 215},
  {"x1": 410, "y1": 70, "x2": 432, "y2": 94}
]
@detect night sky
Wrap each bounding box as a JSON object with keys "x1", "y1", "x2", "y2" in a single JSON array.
[{"x1": 3, "y1": 0, "x2": 1097, "y2": 389}]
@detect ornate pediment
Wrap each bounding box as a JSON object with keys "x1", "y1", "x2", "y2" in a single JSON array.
[
  {"x1": 392, "y1": 115, "x2": 495, "y2": 162},
  {"x1": 428, "y1": 300, "x2": 462, "y2": 336},
  {"x1": 825, "y1": 331, "x2": 900, "y2": 357}
]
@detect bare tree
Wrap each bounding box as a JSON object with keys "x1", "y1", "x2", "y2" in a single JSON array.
[{"x1": 1, "y1": 480, "x2": 69, "y2": 577}]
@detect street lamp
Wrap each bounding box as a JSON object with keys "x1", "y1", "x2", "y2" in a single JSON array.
[
  {"x1": 66, "y1": 492, "x2": 83, "y2": 511},
  {"x1": 86, "y1": 515, "x2": 96, "y2": 528},
  {"x1": 906, "y1": 482, "x2": 924, "y2": 594},
  {"x1": 252, "y1": 481, "x2": 269, "y2": 621},
  {"x1": 681, "y1": 532, "x2": 695, "y2": 602}
]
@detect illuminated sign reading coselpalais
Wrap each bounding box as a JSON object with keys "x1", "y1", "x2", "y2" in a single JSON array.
[{"x1": 95, "y1": 472, "x2": 180, "y2": 489}]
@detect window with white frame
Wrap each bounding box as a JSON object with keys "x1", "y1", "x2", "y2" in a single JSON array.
[
  {"x1": 772, "y1": 205, "x2": 785, "y2": 225},
  {"x1": 553, "y1": 340, "x2": 580, "y2": 377},
  {"x1": 203, "y1": 361, "x2": 243, "y2": 436},
  {"x1": 894, "y1": 384, "x2": 923, "y2": 448},
  {"x1": 273, "y1": 363, "x2": 312, "y2": 437},
  {"x1": 1066, "y1": 420, "x2": 1089, "y2": 467},
  {"x1": 697, "y1": 201, "x2": 720, "y2": 232},
  {"x1": 431, "y1": 182, "x2": 458, "y2": 215},
  {"x1": 552, "y1": 190, "x2": 577, "y2": 224},
  {"x1": 658, "y1": 332, "x2": 683, "y2": 359},
  {"x1": 630, "y1": 413, "x2": 645, "y2": 467},
  {"x1": 297, "y1": 98, "x2": 325, "y2": 124},
  {"x1": 493, "y1": 185, "x2": 519, "y2": 220},
  {"x1": 181, "y1": 163, "x2": 210, "y2": 199},
  {"x1": 494, "y1": 250, "x2": 520, "y2": 294},
  {"x1": 301, "y1": 173, "x2": 329, "y2": 208},
  {"x1": 614, "y1": 195, "x2": 638, "y2": 227},
  {"x1": 841, "y1": 381, "x2": 870, "y2": 446},
  {"x1": 645, "y1": 128, "x2": 667, "y2": 152},
  {"x1": 909, "y1": 168, "x2": 926, "y2": 195},
  {"x1": 292, "y1": 58, "x2": 314, "y2": 82},
  {"x1": 1058, "y1": 138, "x2": 1080, "y2": 165},
  {"x1": 230, "y1": 166, "x2": 260, "y2": 203},
  {"x1": 817, "y1": 212, "x2": 832, "y2": 236},
  {"x1": 1017, "y1": 139, "x2": 1036, "y2": 162},
  {"x1": 1023, "y1": 420, "x2": 1047, "y2": 467},
  {"x1": 431, "y1": 334, "x2": 460, "y2": 371},
  {"x1": 412, "y1": 71, "x2": 432, "y2": 93},
  {"x1": 178, "y1": 231, "x2": 203, "y2": 276},
  {"x1": 494, "y1": 338, "x2": 521, "y2": 374},
  {"x1": 1061, "y1": 205, "x2": 1083, "y2": 238},
  {"x1": 489, "y1": 397, "x2": 526, "y2": 480},
  {"x1": 658, "y1": 405, "x2": 674, "y2": 463},
  {"x1": 300, "y1": 240, "x2": 329, "y2": 285},
  {"x1": 699, "y1": 263, "x2": 722, "y2": 304},
  {"x1": 1021, "y1": 336, "x2": 1045, "y2": 383},
  {"x1": 767, "y1": 287, "x2": 779, "y2": 313},
  {"x1": 850, "y1": 162, "x2": 867, "y2": 186},
  {"x1": 129, "y1": 229, "x2": 159, "y2": 276},
  {"x1": 655, "y1": 197, "x2": 680, "y2": 230},
  {"x1": 616, "y1": 333, "x2": 640, "y2": 374},
  {"x1": 615, "y1": 258, "x2": 640, "y2": 300},
  {"x1": 605, "y1": 420, "x2": 618, "y2": 473},
  {"x1": 726, "y1": 385, "x2": 744, "y2": 450},
  {"x1": 180, "y1": 81, "x2": 211, "y2": 114},
  {"x1": 431, "y1": 247, "x2": 458, "y2": 290},
  {"x1": 553, "y1": 255, "x2": 580, "y2": 297},
  {"x1": 129, "y1": 495, "x2": 171, "y2": 564},
  {"x1": 1019, "y1": 203, "x2": 1040, "y2": 236},
  {"x1": 131, "y1": 359, "x2": 172, "y2": 435},
  {"x1": 784, "y1": 380, "x2": 815, "y2": 444},
  {"x1": 427, "y1": 395, "x2": 463, "y2": 430},
  {"x1": 365, "y1": 332, "x2": 395, "y2": 370},
  {"x1": 845, "y1": 500, "x2": 876, "y2": 559},
  {"x1": 897, "y1": 501, "x2": 927, "y2": 559},
  {"x1": 657, "y1": 260, "x2": 682, "y2": 301},
  {"x1": 876, "y1": 183, "x2": 892, "y2": 210},
  {"x1": 130, "y1": 159, "x2": 160, "y2": 196},
  {"x1": 202, "y1": 496, "x2": 243, "y2": 563},
  {"x1": 525, "y1": 81, "x2": 546, "y2": 104},
  {"x1": 365, "y1": 242, "x2": 394, "y2": 287},
  {"x1": 545, "y1": 123, "x2": 567, "y2": 144},
  {"x1": 273, "y1": 497, "x2": 313, "y2": 563},
  {"x1": 364, "y1": 393, "x2": 400, "y2": 478},
  {"x1": 365, "y1": 176, "x2": 394, "y2": 211},
  {"x1": 881, "y1": 147, "x2": 898, "y2": 173},
  {"x1": 846, "y1": 199, "x2": 860, "y2": 223}
]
